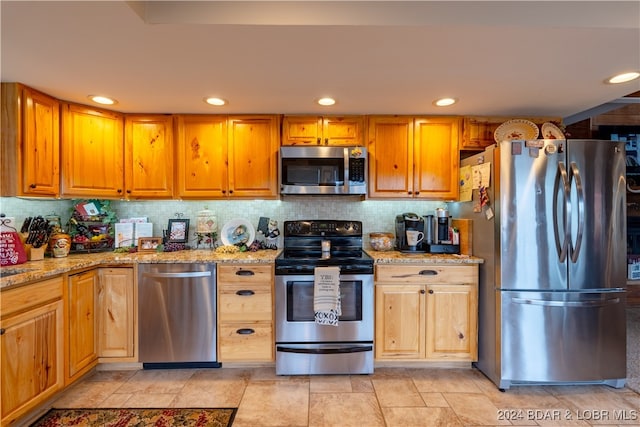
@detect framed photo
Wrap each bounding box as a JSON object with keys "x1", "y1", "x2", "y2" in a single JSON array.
[
  {"x1": 138, "y1": 237, "x2": 162, "y2": 253},
  {"x1": 167, "y1": 219, "x2": 190, "y2": 243}
]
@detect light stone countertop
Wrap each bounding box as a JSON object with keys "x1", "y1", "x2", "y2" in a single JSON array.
[{"x1": 0, "y1": 249, "x2": 483, "y2": 290}]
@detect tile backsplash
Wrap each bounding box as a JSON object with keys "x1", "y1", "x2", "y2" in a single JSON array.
[{"x1": 0, "y1": 197, "x2": 446, "y2": 248}]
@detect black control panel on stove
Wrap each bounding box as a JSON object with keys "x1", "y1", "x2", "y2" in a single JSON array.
[{"x1": 284, "y1": 220, "x2": 362, "y2": 237}]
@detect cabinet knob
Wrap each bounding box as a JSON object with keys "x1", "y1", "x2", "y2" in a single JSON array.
[
  {"x1": 420, "y1": 289, "x2": 426, "y2": 294},
  {"x1": 29, "y1": 183, "x2": 36, "y2": 189},
  {"x1": 117, "y1": 189, "x2": 123, "y2": 193},
  {"x1": 236, "y1": 328, "x2": 255, "y2": 335},
  {"x1": 324, "y1": 138, "x2": 328, "y2": 145},
  {"x1": 229, "y1": 190, "x2": 233, "y2": 194},
  {"x1": 415, "y1": 191, "x2": 420, "y2": 195},
  {"x1": 428, "y1": 289, "x2": 434, "y2": 294},
  {"x1": 126, "y1": 189, "x2": 131, "y2": 194},
  {"x1": 317, "y1": 137, "x2": 321, "y2": 145},
  {"x1": 236, "y1": 289, "x2": 255, "y2": 296},
  {"x1": 0, "y1": 328, "x2": 5, "y2": 335},
  {"x1": 407, "y1": 191, "x2": 412, "y2": 195}
]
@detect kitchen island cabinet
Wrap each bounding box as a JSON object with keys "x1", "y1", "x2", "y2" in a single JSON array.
[
  {"x1": 0, "y1": 276, "x2": 64, "y2": 427},
  {"x1": 217, "y1": 264, "x2": 274, "y2": 362},
  {"x1": 176, "y1": 115, "x2": 279, "y2": 199},
  {"x1": 281, "y1": 115, "x2": 364, "y2": 146},
  {"x1": 61, "y1": 103, "x2": 124, "y2": 198},
  {"x1": 97, "y1": 267, "x2": 135, "y2": 360},
  {"x1": 124, "y1": 115, "x2": 174, "y2": 199},
  {"x1": 1, "y1": 83, "x2": 60, "y2": 197},
  {"x1": 375, "y1": 264, "x2": 478, "y2": 362},
  {"x1": 66, "y1": 269, "x2": 98, "y2": 385},
  {"x1": 367, "y1": 116, "x2": 459, "y2": 200}
]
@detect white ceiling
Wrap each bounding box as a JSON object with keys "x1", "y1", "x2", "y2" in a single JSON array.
[{"x1": 2, "y1": 1, "x2": 639, "y2": 120}]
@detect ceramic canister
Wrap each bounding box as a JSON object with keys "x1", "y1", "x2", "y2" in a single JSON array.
[{"x1": 49, "y1": 233, "x2": 71, "y2": 258}]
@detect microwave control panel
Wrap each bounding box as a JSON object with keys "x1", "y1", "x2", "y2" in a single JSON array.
[{"x1": 349, "y1": 158, "x2": 366, "y2": 182}]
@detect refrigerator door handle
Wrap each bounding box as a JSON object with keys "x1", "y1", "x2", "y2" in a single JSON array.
[
  {"x1": 569, "y1": 162, "x2": 585, "y2": 263},
  {"x1": 511, "y1": 297, "x2": 620, "y2": 308},
  {"x1": 553, "y1": 162, "x2": 571, "y2": 262}
]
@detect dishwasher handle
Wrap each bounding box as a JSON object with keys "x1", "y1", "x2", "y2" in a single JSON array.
[{"x1": 142, "y1": 271, "x2": 212, "y2": 279}]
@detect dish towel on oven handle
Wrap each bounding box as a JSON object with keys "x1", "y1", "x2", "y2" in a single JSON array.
[{"x1": 313, "y1": 266, "x2": 341, "y2": 326}]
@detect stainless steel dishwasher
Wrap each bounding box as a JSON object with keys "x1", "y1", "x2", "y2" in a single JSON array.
[{"x1": 138, "y1": 263, "x2": 220, "y2": 368}]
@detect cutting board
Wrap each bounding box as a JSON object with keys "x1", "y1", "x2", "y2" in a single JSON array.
[{"x1": 452, "y1": 219, "x2": 472, "y2": 255}]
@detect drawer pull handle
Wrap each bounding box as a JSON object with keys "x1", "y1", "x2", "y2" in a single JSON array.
[
  {"x1": 236, "y1": 289, "x2": 255, "y2": 296},
  {"x1": 235, "y1": 270, "x2": 255, "y2": 276},
  {"x1": 236, "y1": 328, "x2": 255, "y2": 335},
  {"x1": 391, "y1": 270, "x2": 438, "y2": 278}
]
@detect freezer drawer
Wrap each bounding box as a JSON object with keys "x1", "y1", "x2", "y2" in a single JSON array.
[{"x1": 499, "y1": 290, "x2": 626, "y2": 389}]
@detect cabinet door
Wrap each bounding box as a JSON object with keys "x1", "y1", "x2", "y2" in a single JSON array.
[
  {"x1": 67, "y1": 270, "x2": 98, "y2": 382},
  {"x1": 61, "y1": 103, "x2": 124, "y2": 198},
  {"x1": 374, "y1": 284, "x2": 425, "y2": 359},
  {"x1": 227, "y1": 115, "x2": 279, "y2": 198},
  {"x1": 97, "y1": 267, "x2": 135, "y2": 359},
  {"x1": 176, "y1": 115, "x2": 228, "y2": 198},
  {"x1": 414, "y1": 117, "x2": 460, "y2": 200},
  {"x1": 23, "y1": 87, "x2": 60, "y2": 196},
  {"x1": 322, "y1": 116, "x2": 364, "y2": 146},
  {"x1": 1, "y1": 83, "x2": 60, "y2": 197},
  {"x1": 281, "y1": 116, "x2": 322, "y2": 146},
  {"x1": 1, "y1": 299, "x2": 63, "y2": 425},
  {"x1": 124, "y1": 115, "x2": 174, "y2": 199},
  {"x1": 367, "y1": 116, "x2": 414, "y2": 198},
  {"x1": 425, "y1": 283, "x2": 478, "y2": 361}
]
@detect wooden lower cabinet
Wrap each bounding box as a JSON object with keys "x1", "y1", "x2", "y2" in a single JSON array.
[
  {"x1": 97, "y1": 267, "x2": 135, "y2": 360},
  {"x1": 1, "y1": 277, "x2": 64, "y2": 426},
  {"x1": 375, "y1": 264, "x2": 478, "y2": 362},
  {"x1": 66, "y1": 270, "x2": 98, "y2": 384},
  {"x1": 217, "y1": 264, "x2": 273, "y2": 362}
]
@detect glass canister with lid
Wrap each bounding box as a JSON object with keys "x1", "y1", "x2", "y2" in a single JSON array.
[{"x1": 369, "y1": 232, "x2": 394, "y2": 251}]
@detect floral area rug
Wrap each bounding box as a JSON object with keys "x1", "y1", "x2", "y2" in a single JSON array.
[
  {"x1": 627, "y1": 307, "x2": 640, "y2": 394},
  {"x1": 30, "y1": 408, "x2": 236, "y2": 427}
]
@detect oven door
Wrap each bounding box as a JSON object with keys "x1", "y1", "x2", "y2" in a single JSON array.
[{"x1": 275, "y1": 273, "x2": 374, "y2": 343}]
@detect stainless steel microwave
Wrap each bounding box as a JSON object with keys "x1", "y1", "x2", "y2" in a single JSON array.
[{"x1": 279, "y1": 146, "x2": 367, "y2": 195}]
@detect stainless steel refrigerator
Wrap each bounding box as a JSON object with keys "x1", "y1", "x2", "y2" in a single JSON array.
[{"x1": 450, "y1": 139, "x2": 627, "y2": 390}]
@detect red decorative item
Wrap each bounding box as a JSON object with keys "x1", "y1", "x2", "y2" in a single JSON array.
[{"x1": 0, "y1": 229, "x2": 28, "y2": 266}]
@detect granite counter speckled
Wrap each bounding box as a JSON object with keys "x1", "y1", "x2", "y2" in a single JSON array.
[
  {"x1": 0, "y1": 249, "x2": 280, "y2": 290},
  {"x1": 367, "y1": 250, "x2": 484, "y2": 265},
  {"x1": 0, "y1": 249, "x2": 483, "y2": 290}
]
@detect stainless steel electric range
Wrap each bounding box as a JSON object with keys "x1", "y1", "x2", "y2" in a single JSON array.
[{"x1": 274, "y1": 220, "x2": 374, "y2": 375}]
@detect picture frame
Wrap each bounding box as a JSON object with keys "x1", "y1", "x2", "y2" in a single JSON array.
[
  {"x1": 138, "y1": 237, "x2": 162, "y2": 253},
  {"x1": 167, "y1": 219, "x2": 190, "y2": 243}
]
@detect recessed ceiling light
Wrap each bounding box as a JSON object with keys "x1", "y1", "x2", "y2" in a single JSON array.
[
  {"x1": 317, "y1": 97, "x2": 336, "y2": 106},
  {"x1": 434, "y1": 97, "x2": 457, "y2": 107},
  {"x1": 88, "y1": 95, "x2": 117, "y2": 105},
  {"x1": 204, "y1": 97, "x2": 227, "y2": 106},
  {"x1": 607, "y1": 72, "x2": 640, "y2": 84}
]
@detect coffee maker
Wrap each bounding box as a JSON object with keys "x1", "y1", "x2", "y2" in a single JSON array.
[
  {"x1": 425, "y1": 208, "x2": 460, "y2": 254},
  {"x1": 395, "y1": 213, "x2": 427, "y2": 252}
]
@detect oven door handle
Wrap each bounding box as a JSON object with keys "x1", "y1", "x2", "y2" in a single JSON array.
[{"x1": 276, "y1": 345, "x2": 372, "y2": 354}]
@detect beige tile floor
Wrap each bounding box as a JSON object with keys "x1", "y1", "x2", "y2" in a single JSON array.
[{"x1": 49, "y1": 366, "x2": 640, "y2": 426}]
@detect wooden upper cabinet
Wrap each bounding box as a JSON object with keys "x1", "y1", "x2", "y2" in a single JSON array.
[
  {"x1": 228, "y1": 115, "x2": 279, "y2": 198},
  {"x1": 367, "y1": 116, "x2": 414, "y2": 198},
  {"x1": 282, "y1": 115, "x2": 364, "y2": 146},
  {"x1": 368, "y1": 116, "x2": 460, "y2": 200},
  {"x1": 61, "y1": 103, "x2": 124, "y2": 198},
  {"x1": 1, "y1": 83, "x2": 60, "y2": 197},
  {"x1": 413, "y1": 117, "x2": 460, "y2": 200},
  {"x1": 176, "y1": 115, "x2": 228, "y2": 198},
  {"x1": 176, "y1": 115, "x2": 279, "y2": 199},
  {"x1": 124, "y1": 115, "x2": 174, "y2": 199},
  {"x1": 461, "y1": 115, "x2": 561, "y2": 151}
]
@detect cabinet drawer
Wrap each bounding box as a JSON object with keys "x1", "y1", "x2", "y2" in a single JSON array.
[
  {"x1": 376, "y1": 265, "x2": 477, "y2": 284},
  {"x1": 218, "y1": 323, "x2": 273, "y2": 361},
  {"x1": 218, "y1": 265, "x2": 272, "y2": 284},
  {"x1": 218, "y1": 285, "x2": 272, "y2": 322},
  {"x1": 1, "y1": 276, "x2": 63, "y2": 317}
]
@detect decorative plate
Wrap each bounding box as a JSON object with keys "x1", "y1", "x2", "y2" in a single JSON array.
[
  {"x1": 221, "y1": 219, "x2": 256, "y2": 247},
  {"x1": 494, "y1": 119, "x2": 540, "y2": 143},
  {"x1": 541, "y1": 122, "x2": 565, "y2": 140}
]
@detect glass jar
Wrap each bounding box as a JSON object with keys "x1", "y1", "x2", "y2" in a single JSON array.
[{"x1": 369, "y1": 232, "x2": 394, "y2": 251}]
